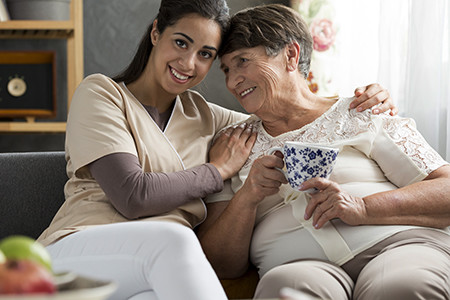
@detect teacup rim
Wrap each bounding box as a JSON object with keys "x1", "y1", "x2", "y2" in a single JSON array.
[{"x1": 284, "y1": 141, "x2": 339, "y2": 152}]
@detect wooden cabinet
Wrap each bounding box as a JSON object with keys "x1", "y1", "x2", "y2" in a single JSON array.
[{"x1": 0, "y1": 0, "x2": 83, "y2": 132}]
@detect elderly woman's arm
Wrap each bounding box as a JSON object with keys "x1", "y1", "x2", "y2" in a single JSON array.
[
  {"x1": 196, "y1": 154, "x2": 287, "y2": 278},
  {"x1": 302, "y1": 164, "x2": 450, "y2": 229}
]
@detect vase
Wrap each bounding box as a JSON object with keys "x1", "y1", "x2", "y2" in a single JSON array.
[{"x1": 6, "y1": 0, "x2": 71, "y2": 20}]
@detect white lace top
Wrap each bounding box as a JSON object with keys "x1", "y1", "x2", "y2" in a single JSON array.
[{"x1": 205, "y1": 97, "x2": 449, "y2": 276}]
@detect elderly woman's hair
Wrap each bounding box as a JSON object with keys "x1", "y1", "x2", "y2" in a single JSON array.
[
  {"x1": 219, "y1": 4, "x2": 313, "y2": 79},
  {"x1": 114, "y1": 0, "x2": 230, "y2": 84}
]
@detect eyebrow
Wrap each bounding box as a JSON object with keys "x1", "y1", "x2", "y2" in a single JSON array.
[
  {"x1": 220, "y1": 52, "x2": 247, "y2": 70},
  {"x1": 174, "y1": 32, "x2": 218, "y2": 52}
]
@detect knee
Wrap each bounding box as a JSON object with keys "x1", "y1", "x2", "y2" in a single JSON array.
[
  {"x1": 355, "y1": 265, "x2": 450, "y2": 300},
  {"x1": 155, "y1": 222, "x2": 200, "y2": 253},
  {"x1": 255, "y1": 261, "x2": 352, "y2": 300},
  {"x1": 255, "y1": 265, "x2": 297, "y2": 299}
]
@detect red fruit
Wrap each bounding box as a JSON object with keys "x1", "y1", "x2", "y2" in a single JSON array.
[{"x1": 0, "y1": 259, "x2": 56, "y2": 295}]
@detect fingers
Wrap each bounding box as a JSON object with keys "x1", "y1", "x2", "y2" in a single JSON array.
[
  {"x1": 350, "y1": 83, "x2": 396, "y2": 115},
  {"x1": 301, "y1": 178, "x2": 342, "y2": 228},
  {"x1": 248, "y1": 156, "x2": 288, "y2": 189},
  {"x1": 301, "y1": 178, "x2": 331, "y2": 220},
  {"x1": 258, "y1": 156, "x2": 288, "y2": 183},
  {"x1": 222, "y1": 123, "x2": 256, "y2": 143}
]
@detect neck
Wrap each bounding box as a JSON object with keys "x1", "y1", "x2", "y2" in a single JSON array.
[
  {"x1": 126, "y1": 54, "x2": 176, "y2": 113},
  {"x1": 260, "y1": 81, "x2": 336, "y2": 137}
]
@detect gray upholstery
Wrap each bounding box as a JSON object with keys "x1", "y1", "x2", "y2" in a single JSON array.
[{"x1": 0, "y1": 151, "x2": 67, "y2": 239}]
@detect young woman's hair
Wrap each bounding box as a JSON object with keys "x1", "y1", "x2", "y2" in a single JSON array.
[
  {"x1": 114, "y1": 0, "x2": 230, "y2": 84},
  {"x1": 219, "y1": 4, "x2": 313, "y2": 79}
]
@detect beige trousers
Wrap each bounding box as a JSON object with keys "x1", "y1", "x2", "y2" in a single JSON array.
[{"x1": 254, "y1": 229, "x2": 450, "y2": 300}]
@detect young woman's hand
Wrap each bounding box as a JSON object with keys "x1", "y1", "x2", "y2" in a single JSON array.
[
  {"x1": 350, "y1": 83, "x2": 398, "y2": 116},
  {"x1": 209, "y1": 123, "x2": 257, "y2": 180}
]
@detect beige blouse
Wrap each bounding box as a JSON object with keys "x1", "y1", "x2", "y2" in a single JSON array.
[
  {"x1": 205, "y1": 97, "x2": 450, "y2": 276},
  {"x1": 38, "y1": 74, "x2": 246, "y2": 247}
]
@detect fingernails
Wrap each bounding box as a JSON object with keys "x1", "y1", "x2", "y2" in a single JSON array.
[
  {"x1": 373, "y1": 109, "x2": 380, "y2": 114},
  {"x1": 304, "y1": 212, "x2": 309, "y2": 220},
  {"x1": 357, "y1": 106, "x2": 363, "y2": 112}
]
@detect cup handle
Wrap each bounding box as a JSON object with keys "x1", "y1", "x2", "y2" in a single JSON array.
[{"x1": 267, "y1": 147, "x2": 288, "y2": 180}]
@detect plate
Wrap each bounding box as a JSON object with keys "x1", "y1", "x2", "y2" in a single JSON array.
[{"x1": 0, "y1": 274, "x2": 117, "y2": 300}]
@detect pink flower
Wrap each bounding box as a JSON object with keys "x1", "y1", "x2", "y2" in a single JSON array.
[{"x1": 310, "y1": 19, "x2": 336, "y2": 52}]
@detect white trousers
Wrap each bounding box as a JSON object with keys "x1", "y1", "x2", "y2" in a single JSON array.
[{"x1": 47, "y1": 221, "x2": 227, "y2": 300}]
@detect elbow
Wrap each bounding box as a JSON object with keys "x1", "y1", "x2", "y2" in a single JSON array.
[
  {"x1": 111, "y1": 195, "x2": 161, "y2": 220},
  {"x1": 117, "y1": 208, "x2": 141, "y2": 220}
]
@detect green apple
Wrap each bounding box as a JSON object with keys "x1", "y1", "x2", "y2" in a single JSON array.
[{"x1": 0, "y1": 236, "x2": 52, "y2": 272}]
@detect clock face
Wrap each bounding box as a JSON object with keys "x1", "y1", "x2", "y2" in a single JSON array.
[
  {"x1": 0, "y1": 63, "x2": 55, "y2": 117},
  {"x1": 7, "y1": 77, "x2": 27, "y2": 97}
]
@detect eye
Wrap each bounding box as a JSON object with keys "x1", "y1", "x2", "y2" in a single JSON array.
[
  {"x1": 221, "y1": 66, "x2": 229, "y2": 74},
  {"x1": 238, "y1": 57, "x2": 248, "y2": 64},
  {"x1": 199, "y1": 51, "x2": 213, "y2": 59},
  {"x1": 175, "y1": 39, "x2": 188, "y2": 49}
]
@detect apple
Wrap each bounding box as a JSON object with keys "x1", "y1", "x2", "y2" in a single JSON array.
[
  {"x1": 0, "y1": 259, "x2": 56, "y2": 294},
  {"x1": 0, "y1": 235, "x2": 52, "y2": 272}
]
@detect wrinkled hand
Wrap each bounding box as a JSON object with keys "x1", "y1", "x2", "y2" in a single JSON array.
[
  {"x1": 351, "y1": 83, "x2": 398, "y2": 116},
  {"x1": 209, "y1": 123, "x2": 257, "y2": 180},
  {"x1": 238, "y1": 153, "x2": 288, "y2": 206},
  {"x1": 301, "y1": 177, "x2": 367, "y2": 229}
]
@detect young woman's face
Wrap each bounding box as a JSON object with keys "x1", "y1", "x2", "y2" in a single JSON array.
[
  {"x1": 151, "y1": 14, "x2": 222, "y2": 96},
  {"x1": 220, "y1": 46, "x2": 285, "y2": 115}
]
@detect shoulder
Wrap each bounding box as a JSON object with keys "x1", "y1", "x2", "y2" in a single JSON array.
[
  {"x1": 79, "y1": 73, "x2": 117, "y2": 88},
  {"x1": 75, "y1": 73, "x2": 120, "y2": 96},
  {"x1": 72, "y1": 73, "x2": 125, "y2": 107}
]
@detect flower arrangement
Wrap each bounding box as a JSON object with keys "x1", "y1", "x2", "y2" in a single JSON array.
[{"x1": 291, "y1": 0, "x2": 338, "y2": 97}]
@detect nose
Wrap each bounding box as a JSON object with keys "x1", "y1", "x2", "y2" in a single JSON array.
[
  {"x1": 226, "y1": 69, "x2": 243, "y2": 92},
  {"x1": 179, "y1": 52, "x2": 196, "y2": 71}
]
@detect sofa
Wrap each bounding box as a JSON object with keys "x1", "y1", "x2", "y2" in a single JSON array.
[{"x1": 0, "y1": 151, "x2": 259, "y2": 299}]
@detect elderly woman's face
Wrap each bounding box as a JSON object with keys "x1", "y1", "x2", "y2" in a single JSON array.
[{"x1": 220, "y1": 46, "x2": 286, "y2": 114}]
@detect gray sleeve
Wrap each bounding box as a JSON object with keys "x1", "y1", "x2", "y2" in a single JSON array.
[{"x1": 89, "y1": 152, "x2": 224, "y2": 219}]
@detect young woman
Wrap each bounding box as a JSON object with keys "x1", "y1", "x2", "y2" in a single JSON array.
[{"x1": 37, "y1": 0, "x2": 395, "y2": 299}]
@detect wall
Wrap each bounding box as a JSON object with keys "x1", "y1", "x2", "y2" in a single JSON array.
[{"x1": 0, "y1": 0, "x2": 288, "y2": 152}]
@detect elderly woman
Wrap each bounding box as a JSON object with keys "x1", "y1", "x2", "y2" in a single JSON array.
[{"x1": 197, "y1": 4, "x2": 450, "y2": 300}]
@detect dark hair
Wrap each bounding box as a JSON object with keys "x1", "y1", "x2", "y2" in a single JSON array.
[
  {"x1": 219, "y1": 4, "x2": 313, "y2": 79},
  {"x1": 114, "y1": 0, "x2": 230, "y2": 84}
]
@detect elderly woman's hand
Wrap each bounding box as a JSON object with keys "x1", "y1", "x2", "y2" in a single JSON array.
[
  {"x1": 209, "y1": 123, "x2": 257, "y2": 180},
  {"x1": 350, "y1": 83, "x2": 398, "y2": 116},
  {"x1": 238, "y1": 153, "x2": 288, "y2": 205},
  {"x1": 301, "y1": 177, "x2": 367, "y2": 229}
]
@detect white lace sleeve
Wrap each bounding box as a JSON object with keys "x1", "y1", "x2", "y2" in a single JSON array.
[{"x1": 370, "y1": 115, "x2": 448, "y2": 187}]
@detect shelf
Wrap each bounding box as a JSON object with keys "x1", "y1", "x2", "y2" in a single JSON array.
[
  {"x1": 0, "y1": 20, "x2": 74, "y2": 38},
  {"x1": 0, "y1": 0, "x2": 83, "y2": 133},
  {"x1": 0, "y1": 121, "x2": 66, "y2": 133}
]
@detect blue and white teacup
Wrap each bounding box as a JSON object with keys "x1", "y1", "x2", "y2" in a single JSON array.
[{"x1": 268, "y1": 142, "x2": 339, "y2": 192}]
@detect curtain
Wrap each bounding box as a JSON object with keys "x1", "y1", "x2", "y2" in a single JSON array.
[{"x1": 292, "y1": 0, "x2": 450, "y2": 160}]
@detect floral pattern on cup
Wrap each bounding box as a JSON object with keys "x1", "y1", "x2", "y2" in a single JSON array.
[{"x1": 284, "y1": 144, "x2": 338, "y2": 189}]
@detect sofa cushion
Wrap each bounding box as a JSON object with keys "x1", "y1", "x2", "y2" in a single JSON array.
[{"x1": 0, "y1": 151, "x2": 67, "y2": 239}]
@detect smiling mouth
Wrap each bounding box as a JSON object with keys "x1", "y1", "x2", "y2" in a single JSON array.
[
  {"x1": 170, "y1": 66, "x2": 191, "y2": 81},
  {"x1": 240, "y1": 87, "x2": 256, "y2": 97}
]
